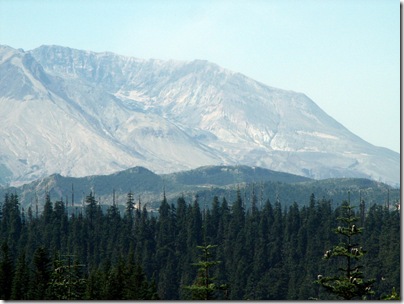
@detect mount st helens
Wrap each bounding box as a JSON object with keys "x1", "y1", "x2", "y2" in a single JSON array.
[{"x1": 0, "y1": 45, "x2": 399, "y2": 187}]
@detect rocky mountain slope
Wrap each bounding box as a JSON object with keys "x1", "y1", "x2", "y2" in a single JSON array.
[{"x1": 0, "y1": 45, "x2": 399, "y2": 186}]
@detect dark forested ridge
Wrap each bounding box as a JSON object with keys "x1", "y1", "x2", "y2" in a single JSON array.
[
  {"x1": 0, "y1": 188, "x2": 400, "y2": 300},
  {"x1": 0, "y1": 165, "x2": 399, "y2": 214}
]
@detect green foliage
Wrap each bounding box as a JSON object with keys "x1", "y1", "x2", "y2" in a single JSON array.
[
  {"x1": 11, "y1": 250, "x2": 29, "y2": 300},
  {"x1": 315, "y1": 199, "x2": 376, "y2": 300},
  {"x1": 184, "y1": 244, "x2": 228, "y2": 300},
  {"x1": 30, "y1": 246, "x2": 52, "y2": 299},
  {"x1": 47, "y1": 254, "x2": 86, "y2": 300},
  {"x1": 0, "y1": 190, "x2": 399, "y2": 300},
  {"x1": 0, "y1": 242, "x2": 13, "y2": 300},
  {"x1": 2, "y1": 165, "x2": 399, "y2": 216},
  {"x1": 382, "y1": 287, "x2": 400, "y2": 300}
]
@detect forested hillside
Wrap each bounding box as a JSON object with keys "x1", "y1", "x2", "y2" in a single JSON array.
[
  {"x1": 1, "y1": 165, "x2": 398, "y2": 214},
  {"x1": 0, "y1": 190, "x2": 400, "y2": 300}
]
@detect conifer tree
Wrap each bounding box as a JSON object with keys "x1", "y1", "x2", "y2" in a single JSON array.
[
  {"x1": 1, "y1": 194, "x2": 22, "y2": 251},
  {"x1": 184, "y1": 244, "x2": 227, "y2": 300},
  {"x1": 125, "y1": 191, "x2": 135, "y2": 221},
  {"x1": 84, "y1": 192, "x2": 97, "y2": 224},
  {"x1": 315, "y1": 199, "x2": 375, "y2": 300},
  {"x1": 47, "y1": 254, "x2": 86, "y2": 300},
  {"x1": 43, "y1": 192, "x2": 53, "y2": 225},
  {"x1": 0, "y1": 242, "x2": 13, "y2": 300},
  {"x1": 11, "y1": 250, "x2": 30, "y2": 300},
  {"x1": 121, "y1": 191, "x2": 135, "y2": 252},
  {"x1": 85, "y1": 266, "x2": 104, "y2": 300},
  {"x1": 102, "y1": 257, "x2": 124, "y2": 300},
  {"x1": 30, "y1": 246, "x2": 52, "y2": 299},
  {"x1": 382, "y1": 287, "x2": 400, "y2": 300}
]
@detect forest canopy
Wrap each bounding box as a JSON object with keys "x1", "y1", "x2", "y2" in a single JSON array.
[{"x1": 0, "y1": 190, "x2": 400, "y2": 300}]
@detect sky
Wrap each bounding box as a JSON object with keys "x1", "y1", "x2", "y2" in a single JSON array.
[{"x1": 0, "y1": 0, "x2": 400, "y2": 153}]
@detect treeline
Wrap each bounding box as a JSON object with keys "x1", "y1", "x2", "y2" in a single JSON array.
[{"x1": 0, "y1": 191, "x2": 400, "y2": 300}]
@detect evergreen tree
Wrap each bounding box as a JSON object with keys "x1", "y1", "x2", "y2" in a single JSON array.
[
  {"x1": 125, "y1": 263, "x2": 159, "y2": 300},
  {"x1": 175, "y1": 196, "x2": 188, "y2": 254},
  {"x1": 250, "y1": 199, "x2": 271, "y2": 299},
  {"x1": 155, "y1": 194, "x2": 179, "y2": 299},
  {"x1": 50, "y1": 200, "x2": 69, "y2": 252},
  {"x1": 0, "y1": 242, "x2": 13, "y2": 300},
  {"x1": 382, "y1": 287, "x2": 400, "y2": 300},
  {"x1": 47, "y1": 254, "x2": 86, "y2": 300},
  {"x1": 0, "y1": 186, "x2": 399, "y2": 300},
  {"x1": 184, "y1": 244, "x2": 227, "y2": 300},
  {"x1": 263, "y1": 201, "x2": 288, "y2": 299},
  {"x1": 121, "y1": 192, "x2": 135, "y2": 254},
  {"x1": 226, "y1": 190, "x2": 246, "y2": 299},
  {"x1": 104, "y1": 257, "x2": 126, "y2": 300},
  {"x1": 124, "y1": 191, "x2": 135, "y2": 222},
  {"x1": 42, "y1": 192, "x2": 53, "y2": 225},
  {"x1": 1, "y1": 194, "x2": 22, "y2": 251},
  {"x1": 85, "y1": 266, "x2": 104, "y2": 300},
  {"x1": 316, "y1": 199, "x2": 375, "y2": 300},
  {"x1": 361, "y1": 203, "x2": 400, "y2": 298},
  {"x1": 187, "y1": 196, "x2": 203, "y2": 250},
  {"x1": 105, "y1": 202, "x2": 121, "y2": 259},
  {"x1": 30, "y1": 246, "x2": 52, "y2": 300},
  {"x1": 84, "y1": 192, "x2": 97, "y2": 224},
  {"x1": 11, "y1": 250, "x2": 30, "y2": 300}
]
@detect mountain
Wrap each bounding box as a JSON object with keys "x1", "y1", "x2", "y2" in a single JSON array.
[
  {"x1": 0, "y1": 45, "x2": 399, "y2": 186},
  {"x1": 0, "y1": 165, "x2": 398, "y2": 212}
]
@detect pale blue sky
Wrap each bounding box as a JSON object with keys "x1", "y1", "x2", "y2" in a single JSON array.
[{"x1": 0, "y1": 0, "x2": 400, "y2": 152}]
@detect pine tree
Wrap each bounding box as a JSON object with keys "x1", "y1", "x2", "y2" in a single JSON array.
[{"x1": 315, "y1": 198, "x2": 375, "y2": 300}]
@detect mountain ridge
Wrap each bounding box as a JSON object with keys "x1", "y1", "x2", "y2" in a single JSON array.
[
  {"x1": 0, "y1": 44, "x2": 399, "y2": 186},
  {"x1": 0, "y1": 165, "x2": 398, "y2": 214}
]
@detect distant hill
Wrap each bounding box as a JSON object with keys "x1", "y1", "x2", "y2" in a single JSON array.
[
  {"x1": 0, "y1": 165, "x2": 398, "y2": 213},
  {"x1": 163, "y1": 165, "x2": 310, "y2": 186},
  {"x1": 193, "y1": 177, "x2": 398, "y2": 212}
]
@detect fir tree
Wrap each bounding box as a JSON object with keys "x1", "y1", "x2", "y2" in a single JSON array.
[
  {"x1": 315, "y1": 199, "x2": 375, "y2": 300},
  {"x1": 84, "y1": 192, "x2": 97, "y2": 224},
  {"x1": 184, "y1": 244, "x2": 227, "y2": 300}
]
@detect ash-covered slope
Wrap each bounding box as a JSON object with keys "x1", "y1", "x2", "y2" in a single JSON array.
[
  {"x1": 0, "y1": 45, "x2": 223, "y2": 185},
  {"x1": 0, "y1": 45, "x2": 399, "y2": 186}
]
